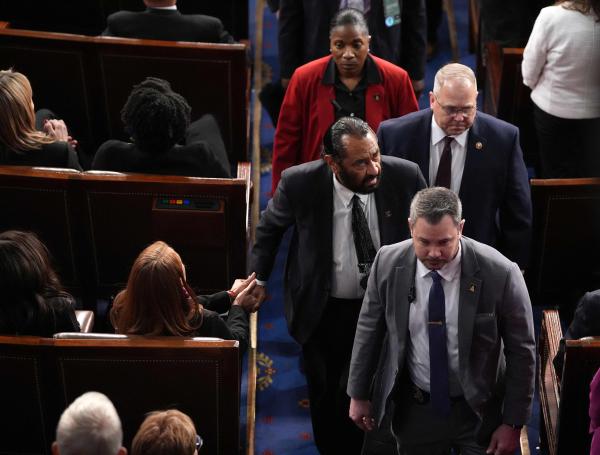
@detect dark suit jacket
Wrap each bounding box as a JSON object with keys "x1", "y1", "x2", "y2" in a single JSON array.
[
  {"x1": 378, "y1": 109, "x2": 532, "y2": 268},
  {"x1": 250, "y1": 156, "x2": 426, "y2": 344},
  {"x1": 278, "y1": 0, "x2": 426, "y2": 81},
  {"x1": 347, "y1": 237, "x2": 536, "y2": 439},
  {"x1": 91, "y1": 140, "x2": 230, "y2": 178},
  {"x1": 103, "y1": 8, "x2": 234, "y2": 43},
  {"x1": 0, "y1": 141, "x2": 82, "y2": 171}
]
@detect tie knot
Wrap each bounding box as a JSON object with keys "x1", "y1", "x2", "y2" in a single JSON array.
[
  {"x1": 429, "y1": 270, "x2": 443, "y2": 283},
  {"x1": 444, "y1": 136, "x2": 454, "y2": 146}
]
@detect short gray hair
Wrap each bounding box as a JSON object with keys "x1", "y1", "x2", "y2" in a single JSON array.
[
  {"x1": 55, "y1": 392, "x2": 123, "y2": 455},
  {"x1": 409, "y1": 187, "x2": 462, "y2": 226},
  {"x1": 433, "y1": 63, "x2": 477, "y2": 95}
]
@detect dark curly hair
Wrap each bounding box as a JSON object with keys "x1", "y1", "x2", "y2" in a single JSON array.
[{"x1": 121, "y1": 77, "x2": 191, "y2": 155}]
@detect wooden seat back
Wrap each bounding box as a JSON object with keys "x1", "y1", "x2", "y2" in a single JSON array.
[
  {"x1": 528, "y1": 178, "x2": 600, "y2": 305},
  {"x1": 0, "y1": 27, "x2": 249, "y2": 163},
  {"x1": 483, "y1": 42, "x2": 537, "y2": 166},
  {"x1": 0, "y1": 166, "x2": 83, "y2": 292},
  {"x1": 78, "y1": 167, "x2": 251, "y2": 297},
  {"x1": 0, "y1": 164, "x2": 251, "y2": 305},
  {"x1": 0, "y1": 336, "x2": 58, "y2": 455},
  {"x1": 0, "y1": 335, "x2": 240, "y2": 455},
  {"x1": 0, "y1": 0, "x2": 249, "y2": 39},
  {"x1": 51, "y1": 336, "x2": 240, "y2": 454}
]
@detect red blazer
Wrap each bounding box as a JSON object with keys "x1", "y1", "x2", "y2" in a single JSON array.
[{"x1": 271, "y1": 54, "x2": 418, "y2": 193}]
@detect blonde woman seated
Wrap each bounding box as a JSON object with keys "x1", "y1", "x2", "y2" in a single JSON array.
[
  {"x1": 110, "y1": 241, "x2": 258, "y2": 353},
  {"x1": 0, "y1": 69, "x2": 81, "y2": 170}
]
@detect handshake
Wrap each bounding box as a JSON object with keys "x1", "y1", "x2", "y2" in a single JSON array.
[{"x1": 228, "y1": 272, "x2": 267, "y2": 313}]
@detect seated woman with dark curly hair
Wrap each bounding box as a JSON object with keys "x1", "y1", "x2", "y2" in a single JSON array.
[
  {"x1": 0, "y1": 230, "x2": 80, "y2": 336},
  {"x1": 110, "y1": 241, "x2": 257, "y2": 353},
  {"x1": 0, "y1": 70, "x2": 81, "y2": 170},
  {"x1": 92, "y1": 77, "x2": 230, "y2": 177}
]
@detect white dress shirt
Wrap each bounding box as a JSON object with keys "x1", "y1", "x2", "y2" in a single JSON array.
[
  {"x1": 330, "y1": 174, "x2": 381, "y2": 299},
  {"x1": 408, "y1": 242, "x2": 462, "y2": 395},
  {"x1": 429, "y1": 117, "x2": 469, "y2": 194},
  {"x1": 522, "y1": 5, "x2": 600, "y2": 119}
]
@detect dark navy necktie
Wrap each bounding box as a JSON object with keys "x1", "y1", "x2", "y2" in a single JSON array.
[
  {"x1": 435, "y1": 136, "x2": 453, "y2": 189},
  {"x1": 428, "y1": 270, "x2": 451, "y2": 416},
  {"x1": 351, "y1": 195, "x2": 376, "y2": 289}
]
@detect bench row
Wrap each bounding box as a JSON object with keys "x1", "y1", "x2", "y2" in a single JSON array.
[{"x1": 0, "y1": 164, "x2": 252, "y2": 308}]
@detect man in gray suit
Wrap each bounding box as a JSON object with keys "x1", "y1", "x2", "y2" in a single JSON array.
[
  {"x1": 347, "y1": 187, "x2": 535, "y2": 454},
  {"x1": 251, "y1": 117, "x2": 426, "y2": 454}
]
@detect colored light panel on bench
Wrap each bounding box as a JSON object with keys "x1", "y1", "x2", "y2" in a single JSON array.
[{"x1": 154, "y1": 197, "x2": 219, "y2": 211}]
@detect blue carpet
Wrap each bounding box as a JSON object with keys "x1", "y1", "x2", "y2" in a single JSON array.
[{"x1": 247, "y1": 1, "x2": 541, "y2": 453}]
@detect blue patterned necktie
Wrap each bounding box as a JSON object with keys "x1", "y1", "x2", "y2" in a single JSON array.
[{"x1": 428, "y1": 270, "x2": 451, "y2": 416}]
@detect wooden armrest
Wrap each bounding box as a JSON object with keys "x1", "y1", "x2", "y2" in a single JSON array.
[
  {"x1": 74, "y1": 310, "x2": 95, "y2": 333},
  {"x1": 538, "y1": 309, "x2": 562, "y2": 455}
]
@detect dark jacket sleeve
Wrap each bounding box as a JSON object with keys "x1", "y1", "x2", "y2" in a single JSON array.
[
  {"x1": 49, "y1": 295, "x2": 81, "y2": 334},
  {"x1": 66, "y1": 143, "x2": 83, "y2": 171},
  {"x1": 400, "y1": 0, "x2": 427, "y2": 81},
  {"x1": 201, "y1": 307, "x2": 249, "y2": 355},
  {"x1": 497, "y1": 127, "x2": 532, "y2": 269},
  {"x1": 198, "y1": 291, "x2": 231, "y2": 314},
  {"x1": 278, "y1": 0, "x2": 304, "y2": 79},
  {"x1": 250, "y1": 169, "x2": 298, "y2": 281}
]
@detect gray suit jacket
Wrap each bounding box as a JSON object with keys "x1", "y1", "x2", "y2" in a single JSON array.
[
  {"x1": 250, "y1": 156, "x2": 426, "y2": 344},
  {"x1": 347, "y1": 236, "x2": 535, "y2": 434}
]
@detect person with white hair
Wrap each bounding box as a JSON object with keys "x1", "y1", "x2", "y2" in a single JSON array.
[
  {"x1": 52, "y1": 391, "x2": 127, "y2": 455},
  {"x1": 377, "y1": 63, "x2": 532, "y2": 270}
]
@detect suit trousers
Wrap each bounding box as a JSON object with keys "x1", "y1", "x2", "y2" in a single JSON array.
[
  {"x1": 391, "y1": 388, "x2": 485, "y2": 455},
  {"x1": 302, "y1": 296, "x2": 365, "y2": 455}
]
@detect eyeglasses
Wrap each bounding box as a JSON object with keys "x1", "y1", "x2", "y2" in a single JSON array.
[
  {"x1": 195, "y1": 434, "x2": 204, "y2": 451},
  {"x1": 434, "y1": 94, "x2": 476, "y2": 117}
]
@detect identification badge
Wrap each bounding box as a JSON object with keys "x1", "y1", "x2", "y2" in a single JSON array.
[{"x1": 383, "y1": 0, "x2": 401, "y2": 27}]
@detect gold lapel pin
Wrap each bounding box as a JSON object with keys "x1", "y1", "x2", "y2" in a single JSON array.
[
  {"x1": 468, "y1": 284, "x2": 476, "y2": 293},
  {"x1": 475, "y1": 141, "x2": 483, "y2": 150}
]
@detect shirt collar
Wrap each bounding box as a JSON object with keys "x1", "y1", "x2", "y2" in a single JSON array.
[
  {"x1": 431, "y1": 115, "x2": 469, "y2": 148},
  {"x1": 322, "y1": 54, "x2": 381, "y2": 86},
  {"x1": 416, "y1": 240, "x2": 462, "y2": 282},
  {"x1": 332, "y1": 173, "x2": 369, "y2": 208},
  {"x1": 149, "y1": 5, "x2": 177, "y2": 10}
]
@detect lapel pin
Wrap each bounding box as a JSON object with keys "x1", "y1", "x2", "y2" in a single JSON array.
[
  {"x1": 384, "y1": 210, "x2": 392, "y2": 217},
  {"x1": 475, "y1": 141, "x2": 483, "y2": 150},
  {"x1": 468, "y1": 284, "x2": 476, "y2": 293}
]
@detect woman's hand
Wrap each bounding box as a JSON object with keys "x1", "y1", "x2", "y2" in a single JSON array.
[
  {"x1": 232, "y1": 277, "x2": 261, "y2": 313},
  {"x1": 43, "y1": 119, "x2": 71, "y2": 142},
  {"x1": 228, "y1": 272, "x2": 256, "y2": 298}
]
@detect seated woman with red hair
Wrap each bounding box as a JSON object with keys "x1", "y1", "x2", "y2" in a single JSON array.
[{"x1": 110, "y1": 241, "x2": 257, "y2": 353}]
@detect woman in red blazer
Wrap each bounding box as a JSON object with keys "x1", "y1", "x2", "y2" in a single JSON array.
[{"x1": 271, "y1": 8, "x2": 418, "y2": 193}]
